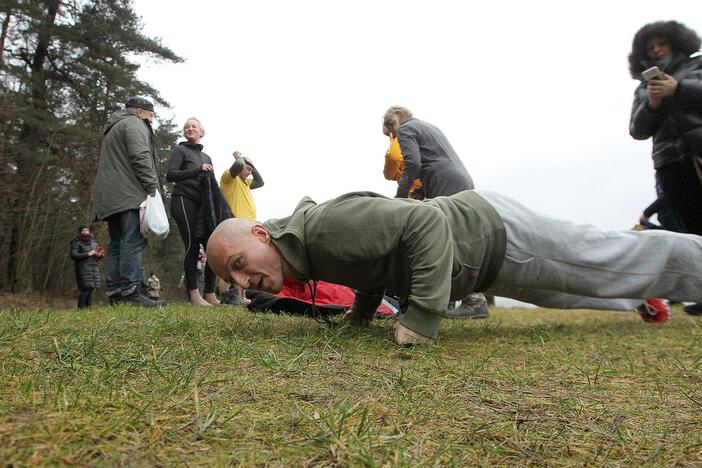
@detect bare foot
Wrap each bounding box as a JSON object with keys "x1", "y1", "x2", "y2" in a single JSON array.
[
  {"x1": 204, "y1": 293, "x2": 220, "y2": 305},
  {"x1": 189, "y1": 289, "x2": 211, "y2": 306}
]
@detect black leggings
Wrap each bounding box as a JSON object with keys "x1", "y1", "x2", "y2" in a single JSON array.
[
  {"x1": 657, "y1": 158, "x2": 702, "y2": 235},
  {"x1": 78, "y1": 287, "x2": 94, "y2": 308},
  {"x1": 170, "y1": 195, "x2": 217, "y2": 293}
]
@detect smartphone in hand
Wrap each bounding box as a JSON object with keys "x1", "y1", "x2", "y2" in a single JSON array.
[{"x1": 642, "y1": 66, "x2": 663, "y2": 81}]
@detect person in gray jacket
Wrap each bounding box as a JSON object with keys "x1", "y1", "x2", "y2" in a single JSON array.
[
  {"x1": 205, "y1": 190, "x2": 702, "y2": 345},
  {"x1": 91, "y1": 96, "x2": 164, "y2": 307},
  {"x1": 383, "y1": 106, "x2": 487, "y2": 319}
]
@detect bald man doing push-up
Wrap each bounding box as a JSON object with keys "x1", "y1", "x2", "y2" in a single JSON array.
[{"x1": 207, "y1": 190, "x2": 702, "y2": 345}]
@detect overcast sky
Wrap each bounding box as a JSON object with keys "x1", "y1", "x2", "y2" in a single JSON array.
[{"x1": 134, "y1": 0, "x2": 701, "y2": 231}]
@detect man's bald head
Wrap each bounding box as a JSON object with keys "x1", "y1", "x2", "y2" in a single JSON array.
[
  {"x1": 207, "y1": 218, "x2": 257, "y2": 278},
  {"x1": 207, "y1": 218, "x2": 290, "y2": 293}
]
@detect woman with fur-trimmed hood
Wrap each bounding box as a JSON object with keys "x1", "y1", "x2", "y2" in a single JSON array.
[{"x1": 629, "y1": 20, "x2": 702, "y2": 236}]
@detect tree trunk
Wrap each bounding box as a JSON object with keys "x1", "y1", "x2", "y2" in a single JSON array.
[{"x1": 0, "y1": 8, "x2": 12, "y2": 69}]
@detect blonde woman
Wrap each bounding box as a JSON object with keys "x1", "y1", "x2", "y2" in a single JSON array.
[{"x1": 166, "y1": 117, "x2": 231, "y2": 306}]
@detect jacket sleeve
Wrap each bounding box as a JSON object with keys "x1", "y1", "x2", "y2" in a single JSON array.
[
  {"x1": 398, "y1": 204, "x2": 453, "y2": 337},
  {"x1": 166, "y1": 146, "x2": 202, "y2": 182},
  {"x1": 630, "y1": 84, "x2": 662, "y2": 140},
  {"x1": 249, "y1": 166, "x2": 264, "y2": 189},
  {"x1": 676, "y1": 68, "x2": 702, "y2": 107},
  {"x1": 125, "y1": 120, "x2": 159, "y2": 194},
  {"x1": 69, "y1": 240, "x2": 89, "y2": 261},
  {"x1": 395, "y1": 125, "x2": 422, "y2": 198}
]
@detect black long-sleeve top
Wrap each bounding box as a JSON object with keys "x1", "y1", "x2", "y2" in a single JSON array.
[{"x1": 166, "y1": 141, "x2": 213, "y2": 203}]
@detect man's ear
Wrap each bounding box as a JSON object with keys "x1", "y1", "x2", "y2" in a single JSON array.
[{"x1": 251, "y1": 224, "x2": 270, "y2": 243}]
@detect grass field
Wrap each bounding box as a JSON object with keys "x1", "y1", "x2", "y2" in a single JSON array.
[{"x1": 1, "y1": 303, "x2": 701, "y2": 466}]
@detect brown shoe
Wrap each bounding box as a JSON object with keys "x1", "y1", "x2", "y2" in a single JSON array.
[{"x1": 393, "y1": 322, "x2": 431, "y2": 346}]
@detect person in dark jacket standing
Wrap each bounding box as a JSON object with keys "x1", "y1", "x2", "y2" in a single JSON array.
[
  {"x1": 382, "y1": 106, "x2": 487, "y2": 319},
  {"x1": 628, "y1": 20, "x2": 702, "y2": 316},
  {"x1": 69, "y1": 225, "x2": 103, "y2": 308},
  {"x1": 167, "y1": 117, "x2": 231, "y2": 306},
  {"x1": 92, "y1": 96, "x2": 163, "y2": 307}
]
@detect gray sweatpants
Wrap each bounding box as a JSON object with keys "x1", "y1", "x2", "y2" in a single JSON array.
[{"x1": 477, "y1": 190, "x2": 702, "y2": 310}]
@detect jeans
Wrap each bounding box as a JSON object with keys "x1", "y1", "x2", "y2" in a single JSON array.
[{"x1": 105, "y1": 209, "x2": 146, "y2": 296}]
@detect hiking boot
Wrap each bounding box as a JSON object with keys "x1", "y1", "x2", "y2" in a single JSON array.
[
  {"x1": 637, "y1": 298, "x2": 669, "y2": 323},
  {"x1": 683, "y1": 303, "x2": 702, "y2": 316},
  {"x1": 393, "y1": 322, "x2": 431, "y2": 346},
  {"x1": 446, "y1": 292, "x2": 489, "y2": 319},
  {"x1": 121, "y1": 290, "x2": 163, "y2": 308}
]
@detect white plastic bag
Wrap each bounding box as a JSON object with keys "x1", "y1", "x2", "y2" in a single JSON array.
[{"x1": 139, "y1": 192, "x2": 170, "y2": 239}]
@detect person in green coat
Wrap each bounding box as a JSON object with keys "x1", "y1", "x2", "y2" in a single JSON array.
[
  {"x1": 206, "y1": 190, "x2": 702, "y2": 345},
  {"x1": 91, "y1": 96, "x2": 164, "y2": 307}
]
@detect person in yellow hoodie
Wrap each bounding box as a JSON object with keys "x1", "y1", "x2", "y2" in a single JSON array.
[
  {"x1": 220, "y1": 151, "x2": 264, "y2": 220},
  {"x1": 220, "y1": 151, "x2": 265, "y2": 303}
]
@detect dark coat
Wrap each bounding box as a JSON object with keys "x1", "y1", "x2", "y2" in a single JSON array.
[
  {"x1": 628, "y1": 21, "x2": 702, "y2": 168},
  {"x1": 630, "y1": 54, "x2": 702, "y2": 168},
  {"x1": 395, "y1": 118, "x2": 474, "y2": 199},
  {"x1": 70, "y1": 236, "x2": 100, "y2": 289}
]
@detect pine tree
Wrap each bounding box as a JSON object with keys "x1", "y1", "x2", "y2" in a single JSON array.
[{"x1": 0, "y1": 0, "x2": 183, "y2": 293}]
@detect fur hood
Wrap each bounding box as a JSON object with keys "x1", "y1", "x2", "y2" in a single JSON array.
[{"x1": 628, "y1": 20, "x2": 701, "y2": 79}]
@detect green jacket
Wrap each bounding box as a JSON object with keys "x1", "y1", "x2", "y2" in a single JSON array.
[
  {"x1": 264, "y1": 191, "x2": 506, "y2": 339},
  {"x1": 92, "y1": 110, "x2": 159, "y2": 221}
]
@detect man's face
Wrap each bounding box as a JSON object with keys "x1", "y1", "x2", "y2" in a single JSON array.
[
  {"x1": 240, "y1": 164, "x2": 253, "y2": 180},
  {"x1": 209, "y1": 224, "x2": 287, "y2": 293},
  {"x1": 137, "y1": 108, "x2": 155, "y2": 123}
]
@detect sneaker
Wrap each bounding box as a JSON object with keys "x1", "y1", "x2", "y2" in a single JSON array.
[
  {"x1": 121, "y1": 290, "x2": 164, "y2": 308},
  {"x1": 637, "y1": 298, "x2": 670, "y2": 323},
  {"x1": 446, "y1": 293, "x2": 489, "y2": 319},
  {"x1": 683, "y1": 303, "x2": 702, "y2": 316},
  {"x1": 393, "y1": 322, "x2": 432, "y2": 346},
  {"x1": 108, "y1": 293, "x2": 122, "y2": 306}
]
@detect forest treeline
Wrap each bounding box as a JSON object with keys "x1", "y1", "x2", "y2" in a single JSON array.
[{"x1": 1, "y1": 0, "x2": 187, "y2": 297}]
